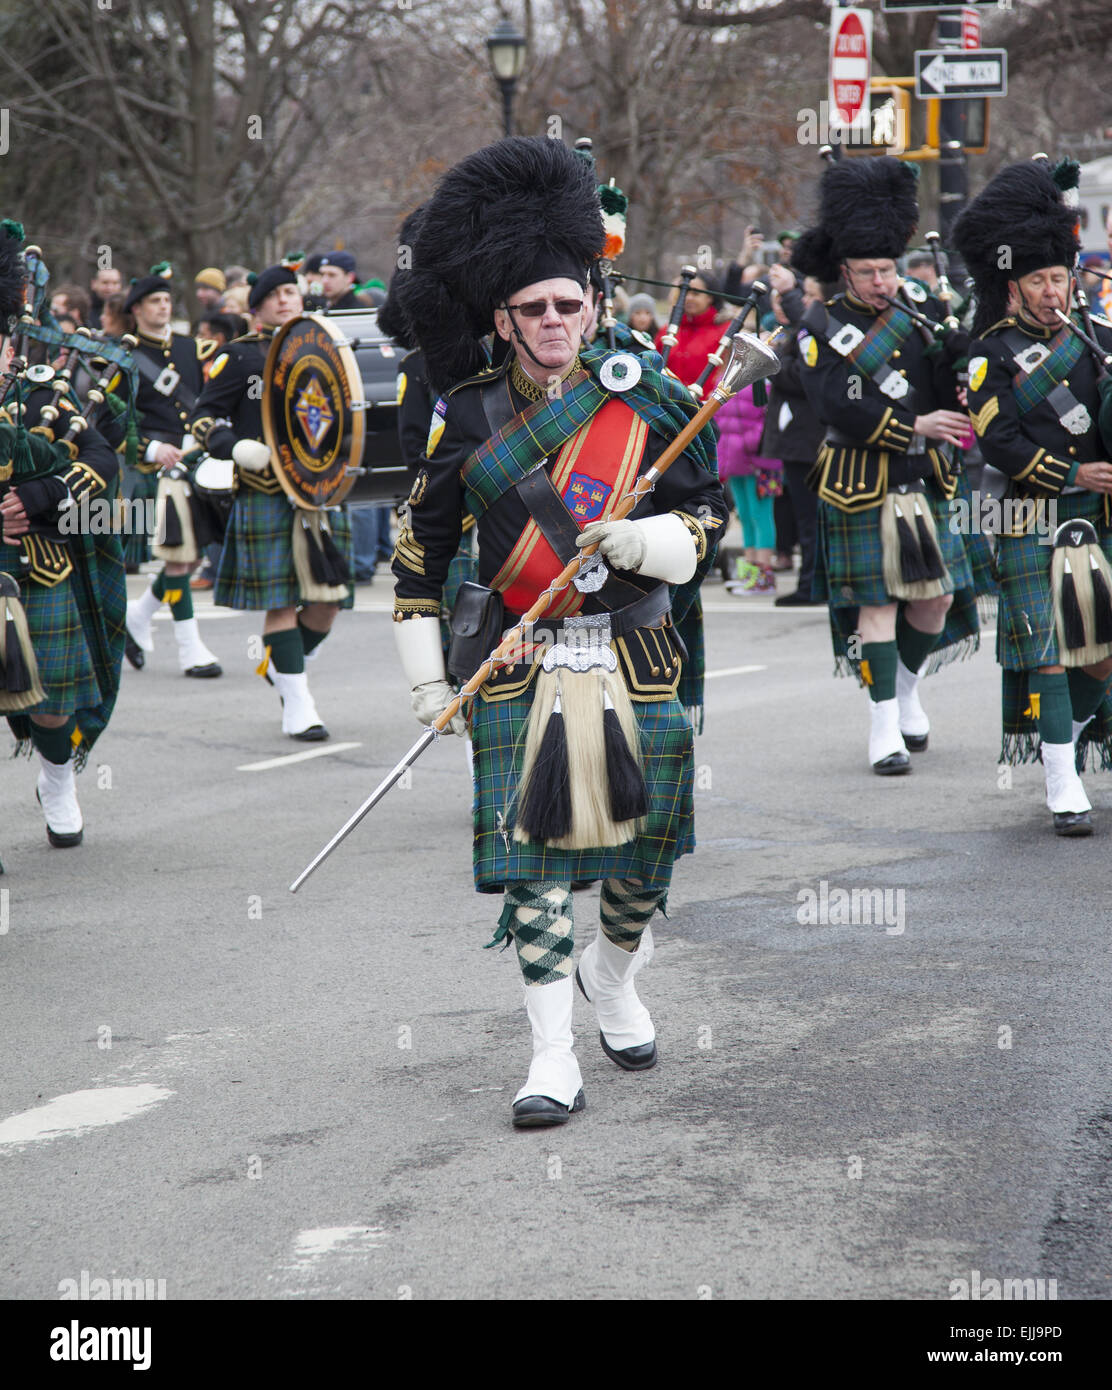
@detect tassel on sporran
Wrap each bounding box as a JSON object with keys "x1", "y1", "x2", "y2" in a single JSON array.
[
  {"x1": 1050, "y1": 518, "x2": 1112, "y2": 667},
  {"x1": 0, "y1": 573, "x2": 45, "y2": 712},
  {"x1": 152, "y1": 468, "x2": 200, "y2": 563},
  {"x1": 291, "y1": 510, "x2": 351, "y2": 603},
  {"x1": 515, "y1": 625, "x2": 647, "y2": 850},
  {"x1": 880, "y1": 491, "x2": 948, "y2": 600}
]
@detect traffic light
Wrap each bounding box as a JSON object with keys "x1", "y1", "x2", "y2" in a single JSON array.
[
  {"x1": 926, "y1": 97, "x2": 989, "y2": 155},
  {"x1": 841, "y1": 83, "x2": 911, "y2": 157}
]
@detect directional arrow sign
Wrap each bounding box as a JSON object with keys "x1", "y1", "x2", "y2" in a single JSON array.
[{"x1": 915, "y1": 48, "x2": 1007, "y2": 99}]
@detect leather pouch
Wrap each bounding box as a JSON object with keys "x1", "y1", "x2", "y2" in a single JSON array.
[{"x1": 448, "y1": 581, "x2": 504, "y2": 684}]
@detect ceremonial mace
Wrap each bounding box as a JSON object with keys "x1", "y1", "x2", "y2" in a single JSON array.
[{"x1": 290, "y1": 331, "x2": 781, "y2": 893}]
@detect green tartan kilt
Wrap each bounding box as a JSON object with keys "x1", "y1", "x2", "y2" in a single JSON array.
[
  {"x1": 470, "y1": 681, "x2": 695, "y2": 895},
  {"x1": 0, "y1": 554, "x2": 102, "y2": 720},
  {"x1": 214, "y1": 490, "x2": 354, "y2": 611},
  {"x1": 997, "y1": 491, "x2": 1112, "y2": 768},
  {"x1": 120, "y1": 463, "x2": 157, "y2": 568},
  {"x1": 995, "y1": 491, "x2": 1108, "y2": 671},
  {"x1": 815, "y1": 484, "x2": 983, "y2": 680},
  {"x1": 814, "y1": 484, "x2": 973, "y2": 606}
]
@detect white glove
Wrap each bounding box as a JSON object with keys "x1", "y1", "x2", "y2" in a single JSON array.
[
  {"x1": 232, "y1": 438, "x2": 272, "y2": 472},
  {"x1": 577, "y1": 512, "x2": 697, "y2": 584},
  {"x1": 577, "y1": 519, "x2": 645, "y2": 571},
  {"x1": 412, "y1": 680, "x2": 468, "y2": 737}
]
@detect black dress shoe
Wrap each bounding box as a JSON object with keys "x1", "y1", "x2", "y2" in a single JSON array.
[
  {"x1": 511, "y1": 1089, "x2": 586, "y2": 1128},
  {"x1": 872, "y1": 750, "x2": 911, "y2": 776},
  {"x1": 35, "y1": 789, "x2": 83, "y2": 848},
  {"x1": 598, "y1": 1034, "x2": 658, "y2": 1071},
  {"x1": 774, "y1": 590, "x2": 823, "y2": 608},
  {"x1": 124, "y1": 633, "x2": 145, "y2": 670},
  {"x1": 183, "y1": 662, "x2": 223, "y2": 678},
  {"x1": 1053, "y1": 810, "x2": 1093, "y2": 837},
  {"x1": 290, "y1": 724, "x2": 329, "y2": 743},
  {"x1": 902, "y1": 732, "x2": 929, "y2": 753}
]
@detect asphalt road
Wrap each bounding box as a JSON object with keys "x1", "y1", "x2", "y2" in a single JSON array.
[{"x1": 2, "y1": 567, "x2": 1110, "y2": 1303}]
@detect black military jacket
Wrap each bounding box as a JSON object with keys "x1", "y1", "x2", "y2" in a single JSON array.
[
  {"x1": 132, "y1": 330, "x2": 204, "y2": 461},
  {"x1": 966, "y1": 312, "x2": 1112, "y2": 498},
  {"x1": 799, "y1": 283, "x2": 959, "y2": 510},
  {"x1": 189, "y1": 330, "x2": 283, "y2": 496}
]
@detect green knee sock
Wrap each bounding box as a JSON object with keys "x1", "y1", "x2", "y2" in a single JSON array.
[
  {"x1": 896, "y1": 614, "x2": 942, "y2": 674},
  {"x1": 860, "y1": 640, "x2": 898, "y2": 702},
  {"x1": 267, "y1": 626, "x2": 305, "y2": 675},
  {"x1": 1029, "y1": 672, "x2": 1073, "y2": 745},
  {"x1": 298, "y1": 620, "x2": 329, "y2": 657},
  {"x1": 600, "y1": 877, "x2": 665, "y2": 952},
  {"x1": 1067, "y1": 668, "x2": 1110, "y2": 724},
  {"x1": 151, "y1": 570, "x2": 166, "y2": 601},
  {"x1": 162, "y1": 575, "x2": 193, "y2": 620},
  {"x1": 30, "y1": 716, "x2": 76, "y2": 764},
  {"x1": 497, "y1": 881, "x2": 575, "y2": 986}
]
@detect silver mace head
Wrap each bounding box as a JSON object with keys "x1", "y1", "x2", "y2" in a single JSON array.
[{"x1": 712, "y1": 331, "x2": 781, "y2": 401}]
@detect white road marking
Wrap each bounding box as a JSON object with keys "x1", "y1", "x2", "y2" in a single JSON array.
[
  {"x1": 704, "y1": 665, "x2": 767, "y2": 680},
  {"x1": 238, "y1": 742, "x2": 363, "y2": 773},
  {"x1": 291, "y1": 1226, "x2": 388, "y2": 1263},
  {"x1": 0, "y1": 1085, "x2": 173, "y2": 1149}
]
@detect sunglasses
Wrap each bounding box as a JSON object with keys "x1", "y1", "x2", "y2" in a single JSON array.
[{"x1": 502, "y1": 298, "x2": 584, "y2": 318}]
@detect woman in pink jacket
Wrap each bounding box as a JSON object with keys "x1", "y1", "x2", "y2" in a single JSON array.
[{"x1": 716, "y1": 378, "x2": 783, "y2": 595}]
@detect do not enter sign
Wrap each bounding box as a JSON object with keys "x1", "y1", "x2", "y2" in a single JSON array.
[{"x1": 829, "y1": 7, "x2": 873, "y2": 135}]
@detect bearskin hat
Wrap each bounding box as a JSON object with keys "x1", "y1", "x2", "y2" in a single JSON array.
[
  {"x1": 375, "y1": 205, "x2": 424, "y2": 350},
  {"x1": 791, "y1": 156, "x2": 919, "y2": 286},
  {"x1": 952, "y1": 158, "x2": 1081, "y2": 337},
  {"x1": 405, "y1": 137, "x2": 604, "y2": 393},
  {"x1": 0, "y1": 219, "x2": 27, "y2": 327}
]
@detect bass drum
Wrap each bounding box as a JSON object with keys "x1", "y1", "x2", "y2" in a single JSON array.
[{"x1": 318, "y1": 308, "x2": 408, "y2": 505}]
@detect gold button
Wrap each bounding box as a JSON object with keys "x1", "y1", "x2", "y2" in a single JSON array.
[
  {"x1": 892, "y1": 350, "x2": 901, "y2": 360},
  {"x1": 1069, "y1": 446, "x2": 1077, "y2": 455},
  {"x1": 1061, "y1": 380, "x2": 1068, "y2": 389}
]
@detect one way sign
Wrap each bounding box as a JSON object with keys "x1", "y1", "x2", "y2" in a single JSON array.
[{"x1": 915, "y1": 48, "x2": 1007, "y2": 99}]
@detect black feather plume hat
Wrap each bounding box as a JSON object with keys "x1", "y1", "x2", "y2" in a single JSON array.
[
  {"x1": 792, "y1": 156, "x2": 919, "y2": 285},
  {"x1": 952, "y1": 158, "x2": 1081, "y2": 336},
  {"x1": 405, "y1": 137, "x2": 604, "y2": 392},
  {"x1": 0, "y1": 219, "x2": 27, "y2": 328}
]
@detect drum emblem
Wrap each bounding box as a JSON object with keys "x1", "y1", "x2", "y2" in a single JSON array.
[{"x1": 293, "y1": 375, "x2": 335, "y2": 452}]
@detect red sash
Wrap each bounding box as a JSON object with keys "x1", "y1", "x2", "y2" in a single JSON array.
[{"x1": 491, "y1": 399, "x2": 649, "y2": 617}]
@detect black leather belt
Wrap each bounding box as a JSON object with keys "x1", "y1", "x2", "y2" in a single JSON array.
[{"x1": 506, "y1": 581, "x2": 673, "y2": 643}]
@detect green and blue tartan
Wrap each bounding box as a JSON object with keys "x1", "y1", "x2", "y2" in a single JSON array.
[
  {"x1": 1011, "y1": 325, "x2": 1083, "y2": 416},
  {"x1": 997, "y1": 490, "x2": 1112, "y2": 768},
  {"x1": 2, "y1": 526, "x2": 126, "y2": 754},
  {"x1": 842, "y1": 309, "x2": 914, "y2": 379},
  {"x1": 814, "y1": 483, "x2": 983, "y2": 680},
  {"x1": 120, "y1": 463, "x2": 157, "y2": 568},
  {"x1": 461, "y1": 345, "x2": 718, "y2": 520},
  {"x1": 215, "y1": 490, "x2": 354, "y2": 611},
  {"x1": 469, "y1": 688, "x2": 694, "y2": 895}
]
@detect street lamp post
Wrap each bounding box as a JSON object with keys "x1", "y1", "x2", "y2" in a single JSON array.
[{"x1": 486, "y1": 18, "x2": 527, "y2": 137}]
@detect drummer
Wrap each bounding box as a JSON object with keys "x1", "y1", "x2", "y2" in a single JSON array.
[{"x1": 189, "y1": 264, "x2": 355, "y2": 740}]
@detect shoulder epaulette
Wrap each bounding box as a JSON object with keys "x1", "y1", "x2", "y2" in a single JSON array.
[
  {"x1": 446, "y1": 359, "x2": 506, "y2": 397},
  {"x1": 984, "y1": 316, "x2": 1017, "y2": 336},
  {"x1": 196, "y1": 338, "x2": 218, "y2": 362}
]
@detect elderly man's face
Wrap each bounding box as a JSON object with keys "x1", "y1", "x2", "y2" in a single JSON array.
[{"x1": 493, "y1": 277, "x2": 588, "y2": 380}]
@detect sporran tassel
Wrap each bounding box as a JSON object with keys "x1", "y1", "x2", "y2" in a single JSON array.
[
  {"x1": 291, "y1": 511, "x2": 351, "y2": 603},
  {"x1": 515, "y1": 665, "x2": 645, "y2": 850},
  {"x1": 1091, "y1": 555, "x2": 1112, "y2": 646},
  {"x1": 152, "y1": 471, "x2": 200, "y2": 562},
  {"x1": 0, "y1": 584, "x2": 46, "y2": 711},
  {"x1": 516, "y1": 683, "x2": 572, "y2": 841},
  {"x1": 879, "y1": 492, "x2": 948, "y2": 601},
  {"x1": 602, "y1": 687, "x2": 648, "y2": 821},
  {"x1": 1050, "y1": 526, "x2": 1112, "y2": 666}
]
